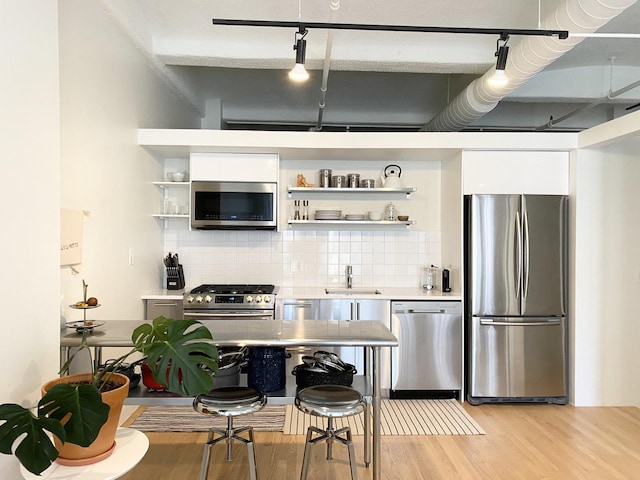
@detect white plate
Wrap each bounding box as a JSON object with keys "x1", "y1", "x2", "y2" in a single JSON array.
[{"x1": 65, "y1": 320, "x2": 105, "y2": 332}]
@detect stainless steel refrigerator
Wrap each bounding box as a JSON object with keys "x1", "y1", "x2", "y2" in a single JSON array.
[{"x1": 465, "y1": 194, "x2": 568, "y2": 405}]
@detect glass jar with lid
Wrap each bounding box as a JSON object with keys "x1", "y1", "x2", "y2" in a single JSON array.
[{"x1": 384, "y1": 202, "x2": 397, "y2": 221}]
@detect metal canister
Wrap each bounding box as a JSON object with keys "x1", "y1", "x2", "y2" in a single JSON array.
[
  {"x1": 331, "y1": 175, "x2": 347, "y2": 188},
  {"x1": 319, "y1": 169, "x2": 332, "y2": 188},
  {"x1": 360, "y1": 178, "x2": 376, "y2": 188},
  {"x1": 347, "y1": 173, "x2": 360, "y2": 188}
]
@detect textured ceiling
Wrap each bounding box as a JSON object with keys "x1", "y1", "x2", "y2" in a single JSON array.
[{"x1": 102, "y1": 0, "x2": 640, "y2": 131}]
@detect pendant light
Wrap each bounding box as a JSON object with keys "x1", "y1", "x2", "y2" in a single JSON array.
[
  {"x1": 289, "y1": 28, "x2": 309, "y2": 82},
  {"x1": 489, "y1": 34, "x2": 510, "y2": 86}
]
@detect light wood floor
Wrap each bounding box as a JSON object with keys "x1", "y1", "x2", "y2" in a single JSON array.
[{"x1": 119, "y1": 403, "x2": 640, "y2": 480}]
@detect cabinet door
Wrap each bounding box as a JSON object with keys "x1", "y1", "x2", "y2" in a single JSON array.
[
  {"x1": 276, "y1": 299, "x2": 320, "y2": 320},
  {"x1": 278, "y1": 299, "x2": 320, "y2": 370},
  {"x1": 319, "y1": 299, "x2": 390, "y2": 380},
  {"x1": 145, "y1": 299, "x2": 183, "y2": 321},
  {"x1": 354, "y1": 300, "x2": 391, "y2": 386},
  {"x1": 319, "y1": 299, "x2": 354, "y2": 321}
]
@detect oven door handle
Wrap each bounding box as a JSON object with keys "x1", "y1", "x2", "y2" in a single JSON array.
[{"x1": 184, "y1": 311, "x2": 274, "y2": 319}]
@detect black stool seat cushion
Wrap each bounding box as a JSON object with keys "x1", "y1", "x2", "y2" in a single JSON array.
[{"x1": 194, "y1": 386, "x2": 266, "y2": 416}]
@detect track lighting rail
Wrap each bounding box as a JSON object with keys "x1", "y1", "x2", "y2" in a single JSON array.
[{"x1": 212, "y1": 18, "x2": 568, "y2": 39}]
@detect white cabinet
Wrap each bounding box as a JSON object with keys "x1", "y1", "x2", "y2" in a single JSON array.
[
  {"x1": 462, "y1": 151, "x2": 569, "y2": 195},
  {"x1": 190, "y1": 153, "x2": 279, "y2": 182}
]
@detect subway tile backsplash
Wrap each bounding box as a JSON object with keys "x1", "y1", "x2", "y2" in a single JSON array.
[{"x1": 166, "y1": 229, "x2": 441, "y2": 289}]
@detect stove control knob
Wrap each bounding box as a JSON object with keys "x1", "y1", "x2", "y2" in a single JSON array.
[
  {"x1": 195, "y1": 295, "x2": 203, "y2": 304},
  {"x1": 263, "y1": 295, "x2": 271, "y2": 303},
  {"x1": 255, "y1": 295, "x2": 263, "y2": 303},
  {"x1": 204, "y1": 294, "x2": 213, "y2": 303},
  {"x1": 246, "y1": 295, "x2": 254, "y2": 303},
  {"x1": 186, "y1": 295, "x2": 195, "y2": 303}
]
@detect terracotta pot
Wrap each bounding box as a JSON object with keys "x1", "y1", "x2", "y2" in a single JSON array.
[{"x1": 41, "y1": 372, "x2": 130, "y2": 465}]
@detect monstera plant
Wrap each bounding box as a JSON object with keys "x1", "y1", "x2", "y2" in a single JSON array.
[{"x1": 0, "y1": 316, "x2": 219, "y2": 475}]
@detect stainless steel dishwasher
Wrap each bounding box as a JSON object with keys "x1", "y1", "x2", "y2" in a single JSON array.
[{"x1": 390, "y1": 301, "x2": 462, "y2": 399}]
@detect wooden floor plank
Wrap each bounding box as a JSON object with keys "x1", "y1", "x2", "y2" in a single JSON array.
[{"x1": 119, "y1": 405, "x2": 640, "y2": 480}]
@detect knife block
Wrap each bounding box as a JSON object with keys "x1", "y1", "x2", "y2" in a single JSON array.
[{"x1": 166, "y1": 265, "x2": 185, "y2": 290}]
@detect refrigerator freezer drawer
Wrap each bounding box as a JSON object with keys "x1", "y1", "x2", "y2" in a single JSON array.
[{"x1": 469, "y1": 316, "x2": 567, "y2": 400}]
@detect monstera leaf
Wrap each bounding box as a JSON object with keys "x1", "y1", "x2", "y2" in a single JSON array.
[
  {"x1": 38, "y1": 383, "x2": 109, "y2": 446},
  {"x1": 0, "y1": 382, "x2": 108, "y2": 476},
  {"x1": 132, "y1": 317, "x2": 218, "y2": 396}
]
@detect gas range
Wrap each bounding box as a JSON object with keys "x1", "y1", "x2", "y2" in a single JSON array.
[{"x1": 183, "y1": 284, "x2": 277, "y2": 311}]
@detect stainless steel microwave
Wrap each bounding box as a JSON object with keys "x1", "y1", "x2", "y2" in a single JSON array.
[{"x1": 191, "y1": 181, "x2": 278, "y2": 230}]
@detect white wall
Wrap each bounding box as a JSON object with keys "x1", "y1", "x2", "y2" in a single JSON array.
[
  {"x1": 571, "y1": 145, "x2": 640, "y2": 406},
  {"x1": 58, "y1": 1, "x2": 201, "y2": 323},
  {"x1": 164, "y1": 159, "x2": 444, "y2": 290},
  {"x1": 0, "y1": 1, "x2": 60, "y2": 476}
]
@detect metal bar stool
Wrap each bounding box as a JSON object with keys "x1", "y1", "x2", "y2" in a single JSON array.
[
  {"x1": 193, "y1": 386, "x2": 267, "y2": 480},
  {"x1": 295, "y1": 384, "x2": 367, "y2": 480}
]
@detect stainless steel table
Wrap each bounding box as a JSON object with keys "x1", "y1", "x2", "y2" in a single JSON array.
[{"x1": 61, "y1": 319, "x2": 398, "y2": 480}]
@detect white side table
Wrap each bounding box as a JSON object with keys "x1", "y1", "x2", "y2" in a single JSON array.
[{"x1": 20, "y1": 428, "x2": 148, "y2": 480}]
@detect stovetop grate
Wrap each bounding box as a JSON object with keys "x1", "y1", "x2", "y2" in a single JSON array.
[{"x1": 189, "y1": 284, "x2": 276, "y2": 295}]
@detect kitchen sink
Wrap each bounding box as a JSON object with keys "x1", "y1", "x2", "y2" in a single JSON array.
[{"x1": 324, "y1": 288, "x2": 382, "y2": 295}]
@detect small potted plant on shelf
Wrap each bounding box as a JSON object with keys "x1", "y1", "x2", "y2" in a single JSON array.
[{"x1": 0, "y1": 316, "x2": 219, "y2": 475}]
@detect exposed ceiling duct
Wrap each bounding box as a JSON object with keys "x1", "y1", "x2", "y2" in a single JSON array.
[{"x1": 423, "y1": 0, "x2": 638, "y2": 132}]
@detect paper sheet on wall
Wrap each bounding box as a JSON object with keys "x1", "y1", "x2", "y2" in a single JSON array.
[{"x1": 60, "y1": 208, "x2": 84, "y2": 267}]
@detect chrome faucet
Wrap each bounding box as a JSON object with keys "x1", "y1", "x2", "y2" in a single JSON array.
[{"x1": 346, "y1": 265, "x2": 353, "y2": 289}]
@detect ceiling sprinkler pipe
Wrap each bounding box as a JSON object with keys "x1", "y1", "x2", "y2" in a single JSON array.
[
  {"x1": 423, "y1": 0, "x2": 638, "y2": 131},
  {"x1": 537, "y1": 77, "x2": 640, "y2": 130},
  {"x1": 313, "y1": 0, "x2": 340, "y2": 132}
]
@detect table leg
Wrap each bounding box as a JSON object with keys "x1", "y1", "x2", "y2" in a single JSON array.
[
  {"x1": 364, "y1": 398, "x2": 370, "y2": 467},
  {"x1": 372, "y1": 346, "x2": 381, "y2": 480},
  {"x1": 94, "y1": 346, "x2": 103, "y2": 372},
  {"x1": 60, "y1": 347, "x2": 71, "y2": 373}
]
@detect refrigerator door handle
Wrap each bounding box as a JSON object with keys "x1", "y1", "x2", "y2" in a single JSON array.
[
  {"x1": 515, "y1": 210, "x2": 522, "y2": 299},
  {"x1": 480, "y1": 318, "x2": 562, "y2": 327},
  {"x1": 523, "y1": 209, "x2": 530, "y2": 298}
]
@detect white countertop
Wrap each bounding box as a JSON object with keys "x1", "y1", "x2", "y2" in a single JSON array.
[
  {"x1": 141, "y1": 289, "x2": 184, "y2": 300},
  {"x1": 142, "y1": 286, "x2": 461, "y2": 301},
  {"x1": 276, "y1": 286, "x2": 462, "y2": 300}
]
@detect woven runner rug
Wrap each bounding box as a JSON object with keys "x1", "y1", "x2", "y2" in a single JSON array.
[
  {"x1": 126, "y1": 399, "x2": 483, "y2": 436},
  {"x1": 126, "y1": 405, "x2": 286, "y2": 432}
]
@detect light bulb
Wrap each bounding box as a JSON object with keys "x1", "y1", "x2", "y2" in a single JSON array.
[
  {"x1": 488, "y1": 69, "x2": 508, "y2": 86},
  {"x1": 288, "y1": 63, "x2": 309, "y2": 82}
]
